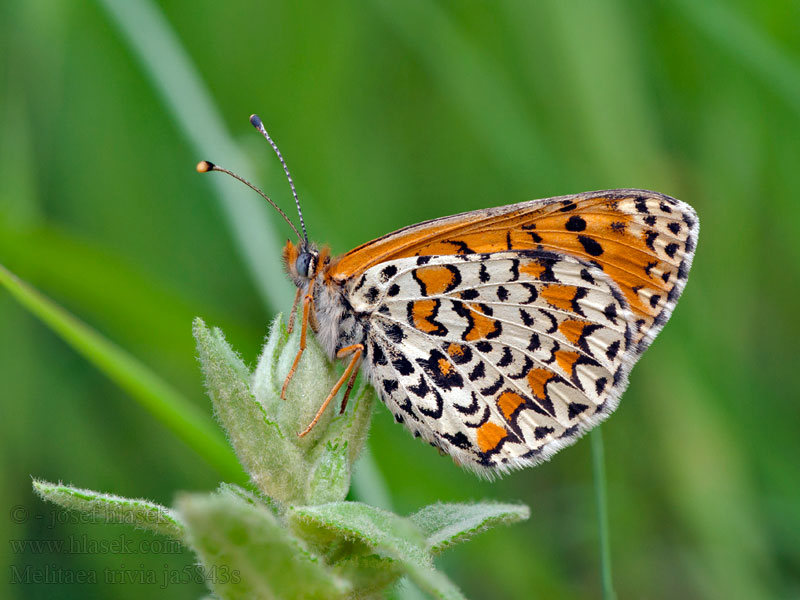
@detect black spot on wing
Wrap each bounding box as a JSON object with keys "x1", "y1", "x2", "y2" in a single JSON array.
[
  {"x1": 370, "y1": 341, "x2": 388, "y2": 366},
  {"x1": 418, "y1": 388, "x2": 444, "y2": 419},
  {"x1": 595, "y1": 377, "x2": 608, "y2": 395},
  {"x1": 416, "y1": 349, "x2": 464, "y2": 391},
  {"x1": 571, "y1": 287, "x2": 589, "y2": 316},
  {"x1": 520, "y1": 283, "x2": 538, "y2": 304},
  {"x1": 454, "y1": 392, "x2": 481, "y2": 415},
  {"x1": 559, "y1": 201, "x2": 577, "y2": 212},
  {"x1": 380, "y1": 265, "x2": 397, "y2": 281},
  {"x1": 519, "y1": 308, "x2": 535, "y2": 327},
  {"x1": 559, "y1": 425, "x2": 579, "y2": 439},
  {"x1": 541, "y1": 311, "x2": 558, "y2": 334},
  {"x1": 649, "y1": 294, "x2": 661, "y2": 308},
  {"x1": 508, "y1": 355, "x2": 533, "y2": 379},
  {"x1": 380, "y1": 320, "x2": 405, "y2": 343},
  {"x1": 568, "y1": 403, "x2": 589, "y2": 419},
  {"x1": 610, "y1": 221, "x2": 626, "y2": 233},
  {"x1": 603, "y1": 303, "x2": 618, "y2": 324},
  {"x1": 475, "y1": 341, "x2": 492, "y2": 353},
  {"x1": 465, "y1": 405, "x2": 491, "y2": 429},
  {"x1": 645, "y1": 231, "x2": 659, "y2": 251},
  {"x1": 396, "y1": 396, "x2": 418, "y2": 419},
  {"x1": 565, "y1": 215, "x2": 587, "y2": 231},
  {"x1": 442, "y1": 431, "x2": 471, "y2": 449},
  {"x1": 409, "y1": 374, "x2": 430, "y2": 398},
  {"x1": 480, "y1": 374, "x2": 504, "y2": 396},
  {"x1": 390, "y1": 350, "x2": 414, "y2": 376},
  {"x1": 665, "y1": 243, "x2": 679, "y2": 258},
  {"x1": 497, "y1": 346, "x2": 514, "y2": 367},
  {"x1": 577, "y1": 235, "x2": 604, "y2": 257},
  {"x1": 468, "y1": 361, "x2": 486, "y2": 381}
]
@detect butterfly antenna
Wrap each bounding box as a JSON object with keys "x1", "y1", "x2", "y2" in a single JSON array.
[
  {"x1": 195, "y1": 160, "x2": 302, "y2": 241},
  {"x1": 249, "y1": 114, "x2": 309, "y2": 245}
]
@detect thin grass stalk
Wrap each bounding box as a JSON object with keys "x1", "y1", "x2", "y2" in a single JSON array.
[{"x1": 591, "y1": 428, "x2": 616, "y2": 600}]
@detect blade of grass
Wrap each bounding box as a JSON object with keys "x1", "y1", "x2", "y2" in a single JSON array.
[
  {"x1": 0, "y1": 262, "x2": 244, "y2": 482},
  {"x1": 591, "y1": 429, "x2": 616, "y2": 600}
]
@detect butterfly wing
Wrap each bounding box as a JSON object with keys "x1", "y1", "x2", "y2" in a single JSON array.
[
  {"x1": 331, "y1": 189, "x2": 698, "y2": 354},
  {"x1": 333, "y1": 189, "x2": 698, "y2": 475}
]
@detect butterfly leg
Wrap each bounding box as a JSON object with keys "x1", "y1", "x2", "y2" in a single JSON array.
[
  {"x1": 338, "y1": 352, "x2": 364, "y2": 414},
  {"x1": 281, "y1": 286, "x2": 315, "y2": 400},
  {"x1": 298, "y1": 343, "x2": 363, "y2": 438},
  {"x1": 287, "y1": 287, "x2": 302, "y2": 333}
]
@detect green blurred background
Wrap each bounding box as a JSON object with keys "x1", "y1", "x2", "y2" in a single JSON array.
[{"x1": 2, "y1": 1, "x2": 799, "y2": 598}]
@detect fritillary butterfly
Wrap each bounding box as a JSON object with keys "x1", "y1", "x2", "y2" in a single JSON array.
[{"x1": 198, "y1": 115, "x2": 699, "y2": 476}]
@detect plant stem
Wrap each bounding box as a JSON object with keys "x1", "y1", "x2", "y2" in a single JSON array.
[{"x1": 591, "y1": 428, "x2": 616, "y2": 600}]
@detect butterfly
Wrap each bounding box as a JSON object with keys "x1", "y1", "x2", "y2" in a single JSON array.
[{"x1": 198, "y1": 114, "x2": 699, "y2": 477}]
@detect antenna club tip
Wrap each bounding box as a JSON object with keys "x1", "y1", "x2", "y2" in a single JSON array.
[
  {"x1": 249, "y1": 114, "x2": 263, "y2": 129},
  {"x1": 196, "y1": 160, "x2": 215, "y2": 173}
]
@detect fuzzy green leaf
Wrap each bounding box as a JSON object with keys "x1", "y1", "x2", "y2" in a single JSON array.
[
  {"x1": 289, "y1": 502, "x2": 467, "y2": 599},
  {"x1": 33, "y1": 479, "x2": 184, "y2": 540},
  {"x1": 194, "y1": 318, "x2": 308, "y2": 505},
  {"x1": 289, "y1": 502, "x2": 429, "y2": 566},
  {"x1": 177, "y1": 491, "x2": 350, "y2": 600},
  {"x1": 410, "y1": 502, "x2": 530, "y2": 555}
]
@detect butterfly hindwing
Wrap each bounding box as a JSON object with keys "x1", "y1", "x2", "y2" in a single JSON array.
[{"x1": 349, "y1": 250, "x2": 635, "y2": 475}]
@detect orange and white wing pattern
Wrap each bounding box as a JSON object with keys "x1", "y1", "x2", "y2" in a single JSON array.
[{"x1": 335, "y1": 189, "x2": 698, "y2": 475}]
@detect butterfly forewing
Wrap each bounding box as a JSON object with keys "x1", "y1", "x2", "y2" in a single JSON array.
[{"x1": 331, "y1": 190, "x2": 698, "y2": 355}]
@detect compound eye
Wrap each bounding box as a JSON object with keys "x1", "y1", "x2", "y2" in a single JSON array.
[{"x1": 295, "y1": 252, "x2": 314, "y2": 278}]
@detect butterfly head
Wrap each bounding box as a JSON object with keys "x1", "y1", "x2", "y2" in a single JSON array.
[{"x1": 283, "y1": 239, "x2": 330, "y2": 288}]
